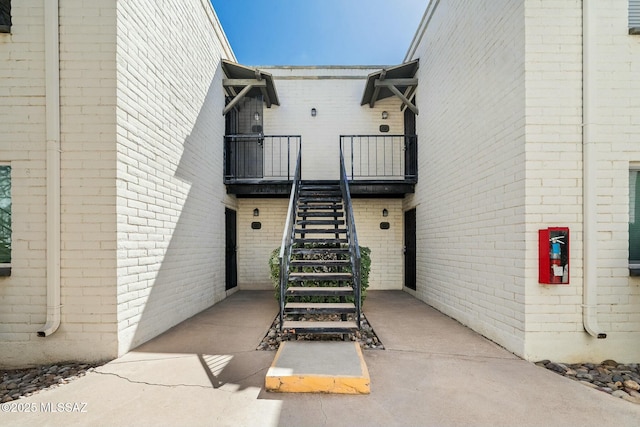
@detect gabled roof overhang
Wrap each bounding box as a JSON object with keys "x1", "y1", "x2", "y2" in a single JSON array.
[
  {"x1": 360, "y1": 60, "x2": 419, "y2": 115},
  {"x1": 222, "y1": 60, "x2": 280, "y2": 115}
]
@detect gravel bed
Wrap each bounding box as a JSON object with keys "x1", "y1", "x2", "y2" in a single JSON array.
[
  {"x1": 537, "y1": 359, "x2": 640, "y2": 404},
  {"x1": 0, "y1": 362, "x2": 103, "y2": 403},
  {"x1": 257, "y1": 313, "x2": 384, "y2": 351}
]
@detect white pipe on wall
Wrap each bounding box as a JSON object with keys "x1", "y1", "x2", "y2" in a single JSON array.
[
  {"x1": 582, "y1": 0, "x2": 606, "y2": 339},
  {"x1": 38, "y1": 0, "x2": 61, "y2": 337}
]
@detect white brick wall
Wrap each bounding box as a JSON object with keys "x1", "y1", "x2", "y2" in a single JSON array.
[
  {"x1": 236, "y1": 199, "x2": 404, "y2": 291},
  {"x1": 58, "y1": 0, "x2": 119, "y2": 363},
  {"x1": 2, "y1": 0, "x2": 234, "y2": 366},
  {"x1": 521, "y1": 0, "x2": 640, "y2": 363},
  {"x1": 115, "y1": 0, "x2": 232, "y2": 354},
  {"x1": 263, "y1": 68, "x2": 405, "y2": 181},
  {"x1": 0, "y1": 0, "x2": 120, "y2": 366},
  {"x1": 236, "y1": 199, "x2": 288, "y2": 290},
  {"x1": 352, "y1": 199, "x2": 404, "y2": 291},
  {"x1": 0, "y1": 0, "x2": 47, "y2": 365},
  {"x1": 523, "y1": 0, "x2": 587, "y2": 360},
  {"x1": 406, "y1": 0, "x2": 528, "y2": 355},
  {"x1": 408, "y1": 0, "x2": 640, "y2": 362}
]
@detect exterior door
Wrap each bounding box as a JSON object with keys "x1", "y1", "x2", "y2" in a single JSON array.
[
  {"x1": 225, "y1": 208, "x2": 237, "y2": 291},
  {"x1": 232, "y1": 95, "x2": 264, "y2": 179},
  {"x1": 404, "y1": 208, "x2": 417, "y2": 290}
]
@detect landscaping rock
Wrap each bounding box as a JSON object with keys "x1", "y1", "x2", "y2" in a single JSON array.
[
  {"x1": 539, "y1": 360, "x2": 640, "y2": 405},
  {"x1": 1, "y1": 361, "x2": 102, "y2": 403},
  {"x1": 623, "y1": 380, "x2": 640, "y2": 391}
]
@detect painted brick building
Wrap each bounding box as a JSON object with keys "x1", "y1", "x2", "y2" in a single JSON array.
[
  {"x1": 0, "y1": 0, "x2": 638, "y2": 366},
  {"x1": 404, "y1": 0, "x2": 640, "y2": 362},
  {"x1": 0, "y1": 0, "x2": 235, "y2": 366}
]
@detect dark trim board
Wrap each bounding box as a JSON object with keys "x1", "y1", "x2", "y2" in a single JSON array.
[{"x1": 226, "y1": 180, "x2": 415, "y2": 197}]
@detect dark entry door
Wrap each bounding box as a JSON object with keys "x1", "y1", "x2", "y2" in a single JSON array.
[
  {"x1": 225, "y1": 208, "x2": 237, "y2": 291},
  {"x1": 228, "y1": 95, "x2": 264, "y2": 179},
  {"x1": 404, "y1": 208, "x2": 417, "y2": 290}
]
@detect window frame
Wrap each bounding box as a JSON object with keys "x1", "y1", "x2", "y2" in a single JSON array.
[
  {"x1": 0, "y1": 0, "x2": 10, "y2": 34},
  {"x1": 629, "y1": 167, "x2": 640, "y2": 275},
  {"x1": 0, "y1": 164, "x2": 11, "y2": 276}
]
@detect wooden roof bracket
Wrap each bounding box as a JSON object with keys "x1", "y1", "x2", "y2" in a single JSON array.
[
  {"x1": 223, "y1": 79, "x2": 267, "y2": 115},
  {"x1": 253, "y1": 70, "x2": 273, "y2": 108},
  {"x1": 374, "y1": 78, "x2": 419, "y2": 115},
  {"x1": 400, "y1": 85, "x2": 418, "y2": 113},
  {"x1": 368, "y1": 69, "x2": 386, "y2": 108}
]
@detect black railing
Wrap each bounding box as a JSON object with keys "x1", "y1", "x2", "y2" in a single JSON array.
[
  {"x1": 278, "y1": 148, "x2": 302, "y2": 330},
  {"x1": 224, "y1": 135, "x2": 301, "y2": 182},
  {"x1": 340, "y1": 135, "x2": 417, "y2": 181},
  {"x1": 339, "y1": 150, "x2": 361, "y2": 329}
]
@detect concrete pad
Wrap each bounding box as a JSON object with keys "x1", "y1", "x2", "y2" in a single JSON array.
[
  {"x1": 266, "y1": 342, "x2": 370, "y2": 394},
  {"x1": 2, "y1": 291, "x2": 640, "y2": 427},
  {"x1": 364, "y1": 290, "x2": 516, "y2": 358}
]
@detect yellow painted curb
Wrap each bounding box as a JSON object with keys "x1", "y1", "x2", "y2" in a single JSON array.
[{"x1": 265, "y1": 342, "x2": 370, "y2": 394}]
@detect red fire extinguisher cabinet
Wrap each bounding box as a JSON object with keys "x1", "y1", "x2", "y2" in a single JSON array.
[{"x1": 538, "y1": 227, "x2": 570, "y2": 284}]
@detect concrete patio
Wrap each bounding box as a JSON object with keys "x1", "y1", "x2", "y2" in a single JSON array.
[{"x1": 1, "y1": 290, "x2": 639, "y2": 427}]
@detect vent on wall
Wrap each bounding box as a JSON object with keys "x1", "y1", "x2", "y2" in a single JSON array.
[{"x1": 631, "y1": 0, "x2": 640, "y2": 34}]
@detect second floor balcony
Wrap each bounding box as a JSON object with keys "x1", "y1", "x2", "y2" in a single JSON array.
[{"x1": 224, "y1": 134, "x2": 417, "y2": 197}]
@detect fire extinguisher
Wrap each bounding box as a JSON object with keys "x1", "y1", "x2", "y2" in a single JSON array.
[{"x1": 549, "y1": 236, "x2": 564, "y2": 284}]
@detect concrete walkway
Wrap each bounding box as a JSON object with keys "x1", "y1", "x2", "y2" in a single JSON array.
[{"x1": 1, "y1": 290, "x2": 639, "y2": 427}]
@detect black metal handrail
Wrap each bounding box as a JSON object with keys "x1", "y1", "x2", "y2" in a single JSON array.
[
  {"x1": 224, "y1": 135, "x2": 301, "y2": 182},
  {"x1": 278, "y1": 147, "x2": 302, "y2": 330},
  {"x1": 339, "y1": 150, "x2": 362, "y2": 329},
  {"x1": 340, "y1": 135, "x2": 417, "y2": 181}
]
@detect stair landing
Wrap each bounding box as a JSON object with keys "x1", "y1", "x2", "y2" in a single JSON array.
[{"x1": 265, "y1": 341, "x2": 370, "y2": 394}]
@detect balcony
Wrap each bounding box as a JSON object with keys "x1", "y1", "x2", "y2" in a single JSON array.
[
  {"x1": 224, "y1": 135, "x2": 301, "y2": 196},
  {"x1": 340, "y1": 135, "x2": 417, "y2": 196},
  {"x1": 224, "y1": 134, "x2": 417, "y2": 197}
]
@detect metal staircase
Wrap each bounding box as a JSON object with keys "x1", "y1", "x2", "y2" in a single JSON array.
[{"x1": 278, "y1": 151, "x2": 362, "y2": 338}]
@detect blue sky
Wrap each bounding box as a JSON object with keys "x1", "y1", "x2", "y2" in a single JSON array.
[{"x1": 210, "y1": 0, "x2": 428, "y2": 66}]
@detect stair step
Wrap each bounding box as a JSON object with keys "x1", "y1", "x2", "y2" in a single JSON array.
[
  {"x1": 286, "y1": 286, "x2": 354, "y2": 296},
  {"x1": 297, "y1": 212, "x2": 344, "y2": 218},
  {"x1": 298, "y1": 204, "x2": 343, "y2": 210},
  {"x1": 289, "y1": 272, "x2": 353, "y2": 281},
  {"x1": 299, "y1": 197, "x2": 342, "y2": 203},
  {"x1": 298, "y1": 194, "x2": 341, "y2": 199},
  {"x1": 297, "y1": 219, "x2": 345, "y2": 226},
  {"x1": 299, "y1": 187, "x2": 340, "y2": 193},
  {"x1": 284, "y1": 302, "x2": 355, "y2": 314},
  {"x1": 295, "y1": 228, "x2": 347, "y2": 234},
  {"x1": 299, "y1": 189, "x2": 341, "y2": 194},
  {"x1": 295, "y1": 238, "x2": 348, "y2": 244},
  {"x1": 282, "y1": 321, "x2": 358, "y2": 334},
  {"x1": 292, "y1": 247, "x2": 350, "y2": 255},
  {"x1": 300, "y1": 184, "x2": 340, "y2": 189},
  {"x1": 290, "y1": 259, "x2": 350, "y2": 267}
]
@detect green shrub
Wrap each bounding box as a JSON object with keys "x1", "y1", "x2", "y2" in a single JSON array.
[{"x1": 269, "y1": 244, "x2": 371, "y2": 305}]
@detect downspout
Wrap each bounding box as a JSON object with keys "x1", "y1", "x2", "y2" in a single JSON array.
[
  {"x1": 38, "y1": 0, "x2": 61, "y2": 337},
  {"x1": 582, "y1": 0, "x2": 606, "y2": 339}
]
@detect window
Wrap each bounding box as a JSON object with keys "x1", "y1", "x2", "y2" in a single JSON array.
[
  {"x1": 629, "y1": 169, "x2": 640, "y2": 274},
  {"x1": 0, "y1": 0, "x2": 10, "y2": 34},
  {"x1": 0, "y1": 165, "x2": 10, "y2": 275},
  {"x1": 631, "y1": 0, "x2": 640, "y2": 35}
]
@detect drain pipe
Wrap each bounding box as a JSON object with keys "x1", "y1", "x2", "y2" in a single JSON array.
[
  {"x1": 582, "y1": 0, "x2": 606, "y2": 339},
  {"x1": 38, "y1": 0, "x2": 61, "y2": 337}
]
